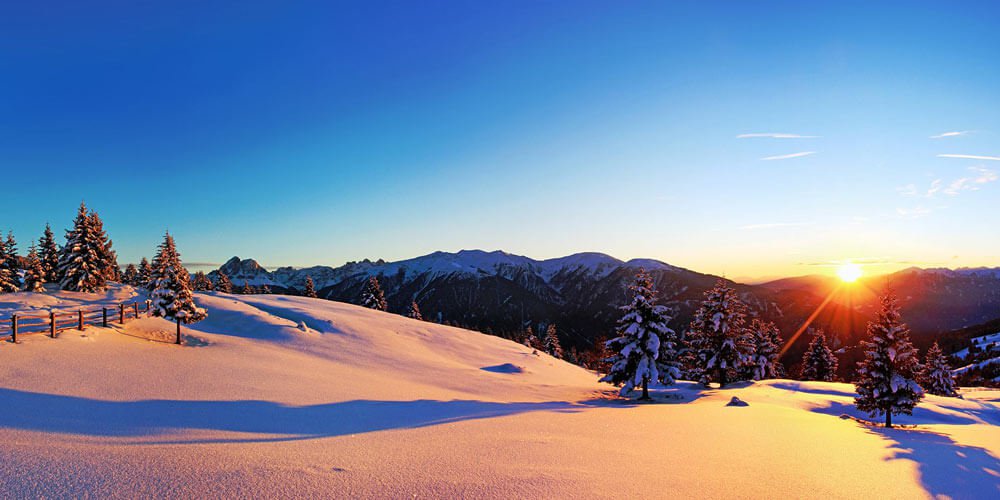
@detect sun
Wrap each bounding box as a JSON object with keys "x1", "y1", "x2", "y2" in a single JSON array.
[{"x1": 837, "y1": 262, "x2": 863, "y2": 283}]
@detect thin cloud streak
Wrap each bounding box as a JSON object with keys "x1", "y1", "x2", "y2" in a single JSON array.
[
  {"x1": 737, "y1": 133, "x2": 818, "y2": 139},
  {"x1": 740, "y1": 222, "x2": 813, "y2": 230},
  {"x1": 937, "y1": 154, "x2": 1000, "y2": 161},
  {"x1": 760, "y1": 151, "x2": 815, "y2": 161},
  {"x1": 929, "y1": 131, "x2": 969, "y2": 139}
]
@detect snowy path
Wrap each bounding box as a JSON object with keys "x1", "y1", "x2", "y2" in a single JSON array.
[{"x1": 0, "y1": 288, "x2": 997, "y2": 498}]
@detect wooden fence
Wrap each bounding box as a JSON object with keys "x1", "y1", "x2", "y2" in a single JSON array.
[{"x1": 0, "y1": 301, "x2": 184, "y2": 345}]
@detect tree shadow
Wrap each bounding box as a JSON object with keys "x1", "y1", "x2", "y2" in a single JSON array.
[
  {"x1": 868, "y1": 426, "x2": 1000, "y2": 499},
  {"x1": 768, "y1": 381, "x2": 857, "y2": 398},
  {"x1": 811, "y1": 400, "x2": 984, "y2": 426},
  {"x1": 0, "y1": 388, "x2": 580, "y2": 444}
]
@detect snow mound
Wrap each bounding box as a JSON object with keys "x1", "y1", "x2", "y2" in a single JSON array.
[{"x1": 481, "y1": 363, "x2": 526, "y2": 374}]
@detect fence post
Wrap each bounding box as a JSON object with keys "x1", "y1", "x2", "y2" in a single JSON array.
[
  {"x1": 102, "y1": 308, "x2": 108, "y2": 327},
  {"x1": 11, "y1": 315, "x2": 17, "y2": 343},
  {"x1": 175, "y1": 317, "x2": 181, "y2": 345},
  {"x1": 145, "y1": 300, "x2": 151, "y2": 316},
  {"x1": 134, "y1": 302, "x2": 139, "y2": 319},
  {"x1": 119, "y1": 303, "x2": 125, "y2": 324},
  {"x1": 50, "y1": 312, "x2": 55, "y2": 338},
  {"x1": 78, "y1": 310, "x2": 84, "y2": 331}
]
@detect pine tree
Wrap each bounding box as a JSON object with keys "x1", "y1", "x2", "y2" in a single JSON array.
[
  {"x1": 408, "y1": 301, "x2": 423, "y2": 320},
  {"x1": 241, "y1": 280, "x2": 256, "y2": 295},
  {"x1": 138, "y1": 257, "x2": 152, "y2": 289},
  {"x1": 39, "y1": 224, "x2": 60, "y2": 283},
  {"x1": 191, "y1": 271, "x2": 213, "y2": 291},
  {"x1": 303, "y1": 276, "x2": 318, "y2": 298},
  {"x1": 0, "y1": 235, "x2": 16, "y2": 293},
  {"x1": 544, "y1": 324, "x2": 564, "y2": 359},
  {"x1": 58, "y1": 202, "x2": 108, "y2": 292},
  {"x1": 747, "y1": 319, "x2": 784, "y2": 380},
  {"x1": 261, "y1": 284, "x2": 271, "y2": 294},
  {"x1": 123, "y1": 264, "x2": 139, "y2": 286},
  {"x1": 149, "y1": 232, "x2": 207, "y2": 324},
  {"x1": 687, "y1": 280, "x2": 752, "y2": 388},
  {"x1": 215, "y1": 272, "x2": 233, "y2": 293},
  {"x1": 22, "y1": 244, "x2": 46, "y2": 292},
  {"x1": 361, "y1": 276, "x2": 387, "y2": 311},
  {"x1": 919, "y1": 342, "x2": 959, "y2": 397},
  {"x1": 87, "y1": 211, "x2": 118, "y2": 281},
  {"x1": 855, "y1": 290, "x2": 924, "y2": 428},
  {"x1": 600, "y1": 270, "x2": 680, "y2": 399},
  {"x1": 5, "y1": 231, "x2": 21, "y2": 281},
  {"x1": 522, "y1": 326, "x2": 540, "y2": 350},
  {"x1": 800, "y1": 330, "x2": 838, "y2": 381}
]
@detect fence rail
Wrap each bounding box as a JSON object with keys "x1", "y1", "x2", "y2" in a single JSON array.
[{"x1": 0, "y1": 301, "x2": 184, "y2": 345}]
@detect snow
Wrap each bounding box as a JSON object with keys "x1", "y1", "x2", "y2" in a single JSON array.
[
  {"x1": 954, "y1": 332, "x2": 1000, "y2": 360},
  {"x1": 0, "y1": 285, "x2": 998, "y2": 498}
]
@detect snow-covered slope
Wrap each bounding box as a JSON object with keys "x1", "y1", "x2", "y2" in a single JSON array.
[{"x1": 0, "y1": 287, "x2": 997, "y2": 498}]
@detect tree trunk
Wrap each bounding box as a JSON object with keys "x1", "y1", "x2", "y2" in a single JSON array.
[
  {"x1": 719, "y1": 368, "x2": 727, "y2": 389},
  {"x1": 638, "y1": 378, "x2": 650, "y2": 400},
  {"x1": 885, "y1": 411, "x2": 892, "y2": 429}
]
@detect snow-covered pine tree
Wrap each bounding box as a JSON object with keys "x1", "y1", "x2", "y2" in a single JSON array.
[
  {"x1": 361, "y1": 276, "x2": 387, "y2": 311},
  {"x1": 408, "y1": 301, "x2": 423, "y2": 320},
  {"x1": 686, "y1": 280, "x2": 752, "y2": 388},
  {"x1": 191, "y1": 271, "x2": 213, "y2": 291},
  {"x1": 0, "y1": 236, "x2": 16, "y2": 293},
  {"x1": 22, "y1": 244, "x2": 46, "y2": 292},
  {"x1": 5, "y1": 231, "x2": 21, "y2": 281},
  {"x1": 123, "y1": 263, "x2": 139, "y2": 286},
  {"x1": 261, "y1": 284, "x2": 271, "y2": 294},
  {"x1": 138, "y1": 257, "x2": 152, "y2": 288},
  {"x1": 544, "y1": 324, "x2": 564, "y2": 359},
  {"x1": 215, "y1": 271, "x2": 233, "y2": 293},
  {"x1": 747, "y1": 318, "x2": 784, "y2": 380},
  {"x1": 303, "y1": 276, "x2": 318, "y2": 298},
  {"x1": 854, "y1": 290, "x2": 924, "y2": 428},
  {"x1": 241, "y1": 280, "x2": 256, "y2": 294},
  {"x1": 800, "y1": 330, "x2": 838, "y2": 381},
  {"x1": 600, "y1": 270, "x2": 681, "y2": 399},
  {"x1": 87, "y1": 211, "x2": 118, "y2": 281},
  {"x1": 149, "y1": 232, "x2": 207, "y2": 324},
  {"x1": 522, "y1": 326, "x2": 539, "y2": 350},
  {"x1": 918, "y1": 342, "x2": 959, "y2": 397},
  {"x1": 39, "y1": 224, "x2": 61, "y2": 283},
  {"x1": 58, "y1": 203, "x2": 107, "y2": 292}
]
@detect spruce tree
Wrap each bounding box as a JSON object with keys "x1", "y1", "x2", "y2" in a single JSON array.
[
  {"x1": 123, "y1": 263, "x2": 139, "y2": 287},
  {"x1": 87, "y1": 211, "x2": 118, "y2": 281},
  {"x1": 800, "y1": 330, "x2": 838, "y2": 381},
  {"x1": 241, "y1": 280, "x2": 256, "y2": 295},
  {"x1": 855, "y1": 290, "x2": 924, "y2": 428},
  {"x1": 58, "y1": 202, "x2": 107, "y2": 292},
  {"x1": 215, "y1": 272, "x2": 233, "y2": 293},
  {"x1": 522, "y1": 326, "x2": 540, "y2": 350},
  {"x1": 747, "y1": 319, "x2": 784, "y2": 380},
  {"x1": 138, "y1": 257, "x2": 152, "y2": 288},
  {"x1": 261, "y1": 284, "x2": 271, "y2": 294},
  {"x1": 361, "y1": 276, "x2": 387, "y2": 310},
  {"x1": 544, "y1": 324, "x2": 564, "y2": 359},
  {"x1": 149, "y1": 232, "x2": 207, "y2": 324},
  {"x1": 39, "y1": 224, "x2": 60, "y2": 283},
  {"x1": 23, "y1": 244, "x2": 46, "y2": 292},
  {"x1": 408, "y1": 301, "x2": 423, "y2": 320},
  {"x1": 5, "y1": 231, "x2": 21, "y2": 280},
  {"x1": 303, "y1": 276, "x2": 318, "y2": 298},
  {"x1": 687, "y1": 280, "x2": 752, "y2": 388},
  {"x1": 600, "y1": 270, "x2": 680, "y2": 399},
  {"x1": 918, "y1": 342, "x2": 959, "y2": 397},
  {"x1": 0, "y1": 236, "x2": 16, "y2": 293},
  {"x1": 191, "y1": 271, "x2": 213, "y2": 291}
]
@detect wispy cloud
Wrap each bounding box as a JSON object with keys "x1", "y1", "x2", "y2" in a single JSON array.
[
  {"x1": 761, "y1": 151, "x2": 815, "y2": 161},
  {"x1": 798, "y1": 258, "x2": 924, "y2": 267},
  {"x1": 897, "y1": 168, "x2": 995, "y2": 199},
  {"x1": 896, "y1": 206, "x2": 933, "y2": 218},
  {"x1": 937, "y1": 154, "x2": 1000, "y2": 161},
  {"x1": 737, "y1": 133, "x2": 818, "y2": 139},
  {"x1": 740, "y1": 222, "x2": 813, "y2": 230},
  {"x1": 929, "y1": 131, "x2": 969, "y2": 139}
]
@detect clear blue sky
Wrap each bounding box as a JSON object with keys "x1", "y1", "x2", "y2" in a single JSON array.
[{"x1": 2, "y1": 1, "x2": 998, "y2": 280}]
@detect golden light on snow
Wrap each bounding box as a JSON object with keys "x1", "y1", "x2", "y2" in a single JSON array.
[{"x1": 837, "y1": 262, "x2": 863, "y2": 283}]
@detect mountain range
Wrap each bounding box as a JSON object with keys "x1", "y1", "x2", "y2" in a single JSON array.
[{"x1": 207, "y1": 250, "x2": 1000, "y2": 374}]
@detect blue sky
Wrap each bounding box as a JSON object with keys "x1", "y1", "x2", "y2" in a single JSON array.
[{"x1": 2, "y1": 1, "x2": 998, "y2": 280}]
